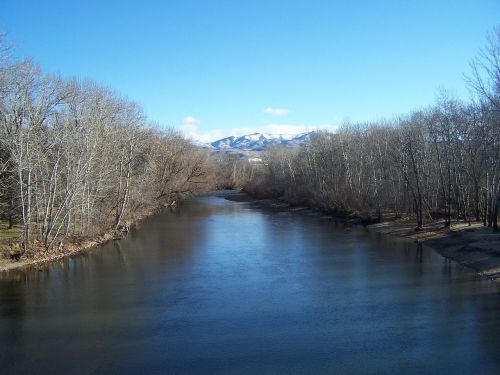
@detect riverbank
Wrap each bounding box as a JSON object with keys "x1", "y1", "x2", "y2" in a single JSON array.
[
  {"x1": 0, "y1": 234, "x2": 114, "y2": 272},
  {"x1": 225, "y1": 191, "x2": 372, "y2": 224},
  {"x1": 369, "y1": 221, "x2": 500, "y2": 281},
  {"x1": 225, "y1": 190, "x2": 500, "y2": 282},
  {"x1": 0, "y1": 207, "x2": 159, "y2": 273}
]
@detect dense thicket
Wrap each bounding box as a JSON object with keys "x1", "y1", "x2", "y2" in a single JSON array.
[
  {"x1": 243, "y1": 30, "x2": 500, "y2": 230},
  {"x1": 0, "y1": 38, "x2": 214, "y2": 256}
]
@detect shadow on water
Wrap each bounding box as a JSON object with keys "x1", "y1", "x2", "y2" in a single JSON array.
[{"x1": 0, "y1": 194, "x2": 499, "y2": 374}]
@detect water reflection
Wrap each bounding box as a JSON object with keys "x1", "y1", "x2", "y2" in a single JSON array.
[{"x1": 0, "y1": 194, "x2": 498, "y2": 374}]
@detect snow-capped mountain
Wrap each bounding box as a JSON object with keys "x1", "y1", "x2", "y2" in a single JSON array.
[{"x1": 210, "y1": 132, "x2": 313, "y2": 151}]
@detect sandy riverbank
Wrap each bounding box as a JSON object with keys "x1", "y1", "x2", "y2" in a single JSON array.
[
  {"x1": 369, "y1": 221, "x2": 500, "y2": 280},
  {"x1": 226, "y1": 191, "x2": 500, "y2": 282}
]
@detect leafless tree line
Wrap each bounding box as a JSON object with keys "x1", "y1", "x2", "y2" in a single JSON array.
[
  {"x1": 243, "y1": 29, "x2": 500, "y2": 230},
  {"x1": 0, "y1": 37, "x2": 214, "y2": 256},
  {"x1": 1, "y1": 26, "x2": 498, "y2": 259}
]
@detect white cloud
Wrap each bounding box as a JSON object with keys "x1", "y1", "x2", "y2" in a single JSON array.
[
  {"x1": 264, "y1": 107, "x2": 289, "y2": 116},
  {"x1": 181, "y1": 116, "x2": 199, "y2": 126},
  {"x1": 179, "y1": 116, "x2": 201, "y2": 139}
]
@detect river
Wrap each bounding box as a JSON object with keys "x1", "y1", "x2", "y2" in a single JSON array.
[{"x1": 0, "y1": 193, "x2": 499, "y2": 374}]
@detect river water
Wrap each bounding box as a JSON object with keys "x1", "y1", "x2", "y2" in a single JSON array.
[{"x1": 0, "y1": 193, "x2": 499, "y2": 374}]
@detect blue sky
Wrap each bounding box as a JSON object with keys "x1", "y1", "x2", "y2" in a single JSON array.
[{"x1": 1, "y1": 1, "x2": 499, "y2": 141}]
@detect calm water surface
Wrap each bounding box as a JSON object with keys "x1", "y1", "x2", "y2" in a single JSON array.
[{"x1": 0, "y1": 193, "x2": 499, "y2": 374}]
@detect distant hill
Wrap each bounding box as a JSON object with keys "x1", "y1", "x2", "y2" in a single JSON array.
[{"x1": 209, "y1": 132, "x2": 314, "y2": 151}]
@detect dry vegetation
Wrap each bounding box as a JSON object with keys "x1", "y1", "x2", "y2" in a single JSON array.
[
  {"x1": 0, "y1": 29, "x2": 499, "y2": 274},
  {"x1": 236, "y1": 29, "x2": 500, "y2": 234},
  {"x1": 0, "y1": 36, "x2": 222, "y2": 264}
]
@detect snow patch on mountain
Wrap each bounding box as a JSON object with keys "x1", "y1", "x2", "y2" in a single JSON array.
[{"x1": 210, "y1": 132, "x2": 314, "y2": 151}]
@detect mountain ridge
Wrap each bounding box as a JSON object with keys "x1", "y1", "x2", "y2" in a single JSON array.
[{"x1": 209, "y1": 131, "x2": 314, "y2": 151}]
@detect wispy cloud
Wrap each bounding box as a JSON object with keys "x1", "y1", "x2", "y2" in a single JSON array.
[
  {"x1": 181, "y1": 116, "x2": 200, "y2": 127},
  {"x1": 179, "y1": 116, "x2": 201, "y2": 139},
  {"x1": 264, "y1": 107, "x2": 289, "y2": 116}
]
